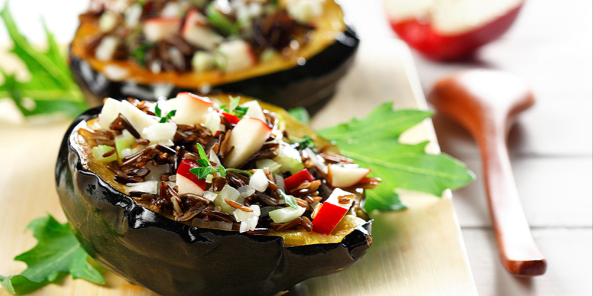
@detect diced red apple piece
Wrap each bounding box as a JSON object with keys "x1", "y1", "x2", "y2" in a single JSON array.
[
  {"x1": 217, "y1": 40, "x2": 257, "y2": 74},
  {"x1": 182, "y1": 9, "x2": 224, "y2": 51},
  {"x1": 284, "y1": 169, "x2": 315, "y2": 193},
  {"x1": 221, "y1": 112, "x2": 240, "y2": 125},
  {"x1": 241, "y1": 100, "x2": 266, "y2": 122},
  {"x1": 385, "y1": 0, "x2": 524, "y2": 60},
  {"x1": 176, "y1": 158, "x2": 207, "y2": 196},
  {"x1": 328, "y1": 164, "x2": 371, "y2": 188},
  {"x1": 223, "y1": 117, "x2": 271, "y2": 168},
  {"x1": 312, "y1": 188, "x2": 355, "y2": 235},
  {"x1": 143, "y1": 17, "x2": 182, "y2": 42},
  {"x1": 169, "y1": 92, "x2": 214, "y2": 125}
]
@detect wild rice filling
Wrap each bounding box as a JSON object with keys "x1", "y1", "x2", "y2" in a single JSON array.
[{"x1": 80, "y1": 95, "x2": 378, "y2": 235}]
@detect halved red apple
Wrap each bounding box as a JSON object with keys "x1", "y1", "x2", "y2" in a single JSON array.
[
  {"x1": 312, "y1": 188, "x2": 355, "y2": 235},
  {"x1": 385, "y1": 0, "x2": 524, "y2": 61},
  {"x1": 143, "y1": 18, "x2": 182, "y2": 42},
  {"x1": 223, "y1": 117, "x2": 272, "y2": 168},
  {"x1": 169, "y1": 92, "x2": 214, "y2": 125},
  {"x1": 176, "y1": 158, "x2": 207, "y2": 196},
  {"x1": 327, "y1": 164, "x2": 370, "y2": 188}
]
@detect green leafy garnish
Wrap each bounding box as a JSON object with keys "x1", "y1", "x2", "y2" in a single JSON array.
[
  {"x1": 190, "y1": 144, "x2": 253, "y2": 179},
  {"x1": 288, "y1": 107, "x2": 310, "y2": 125},
  {"x1": 0, "y1": 214, "x2": 104, "y2": 295},
  {"x1": 219, "y1": 96, "x2": 249, "y2": 118},
  {"x1": 0, "y1": 5, "x2": 88, "y2": 118},
  {"x1": 130, "y1": 43, "x2": 152, "y2": 67},
  {"x1": 154, "y1": 102, "x2": 177, "y2": 123},
  {"x1": 279, "y1": 190, "x2": 299, "y2": 210},
  {"x1": 291, "y1": 135, "x2": 315, "y2": 151},
  {"x1": 318, "y1": 102, "x2": 475, "y2": 212}
]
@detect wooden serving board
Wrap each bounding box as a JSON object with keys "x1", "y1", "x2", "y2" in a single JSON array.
[{"x1": 0, "y1": 39, "x2": 478, "y2": 295}]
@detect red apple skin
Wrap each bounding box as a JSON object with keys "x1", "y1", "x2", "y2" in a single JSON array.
[
  {"x1": 312, "y1": 202, "x2": 349, "y2": 235},
  {"x1": 389, "y1": 4, "x2": 523, "y2": 61},
  {"x1": 177, "y1": 159, "x2": 207, "y2": 191},
  {"x1": 284, "y1": 169, "x2": 315, "y2": 193},
  {"x1": 221, "y1": 112, "x2": 240, "y2": 125}
]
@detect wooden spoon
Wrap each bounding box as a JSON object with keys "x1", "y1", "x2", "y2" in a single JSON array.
[{"x1": 428, "y1": 69, "x2": 547, "y2": 276}]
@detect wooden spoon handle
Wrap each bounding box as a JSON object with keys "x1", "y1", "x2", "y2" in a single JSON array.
[{"x1": 479, "y1": 131, "x2": 547, "y2": 276}]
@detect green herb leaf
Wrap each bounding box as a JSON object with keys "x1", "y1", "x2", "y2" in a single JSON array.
[
  {"x1": 318, "y1": 102, "x2": 475, "y2": 212},
  {"x1": 279, "y1": 190, "x2": 299, "y2": 210},
  {"x1": 288, "y1": 107, "x2": 310, "y2": 125},
  {"x1": 190, "y1": 167, "x2": 212, "y2": 179},
  {"x1": 291, "y1": 135, "x2": 315, "y2": 151},
  {"x1": 0, "y1": 214, "x2": 105, "y2": 294},
  {"x1": 217, "y1": 165, "x2": 227, "y2": 177},
  {"x1": 196, "y1": 144, "x2": 209, "y2": 163},
  {"x1": 155, "y1": 103, "x2": 162, "y2": 117},
  {"x1": 0, "y1": 5, "x2": 88, "y2": 118},
  {"x1": 229, "y1": 96, "x2": 240, "y2": 113}
]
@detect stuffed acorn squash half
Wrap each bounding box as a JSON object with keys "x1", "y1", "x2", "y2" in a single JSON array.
[
  {"x1": 69, "y1": 0, "x2": 359, "y2": 110},
  {"x1": 55, "y1": 93, "x2": 375, "y2": 296}
]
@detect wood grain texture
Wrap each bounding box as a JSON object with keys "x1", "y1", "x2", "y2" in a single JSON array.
[{"x1": 0, "y1": 39, "x2": 477, "y2": 295}]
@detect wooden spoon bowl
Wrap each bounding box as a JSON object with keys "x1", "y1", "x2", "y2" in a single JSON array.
[{"x1": 429, "y1": 69, "x2": 547, "y2": 277}]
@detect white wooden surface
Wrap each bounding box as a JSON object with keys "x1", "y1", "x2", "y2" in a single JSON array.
[{"x1": 0, "y1": 0, "x2": 591, "y2": 295}]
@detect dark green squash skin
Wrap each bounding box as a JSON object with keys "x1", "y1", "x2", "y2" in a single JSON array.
[
  {"x1": 55, "y1": 107, "x2": 372, "y2": 296},
  {"x1": 69, "y1": 27, "x2": 359, "y2": 111}
]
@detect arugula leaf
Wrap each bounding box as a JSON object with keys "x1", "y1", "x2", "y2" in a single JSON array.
[
  {"x1": 288, "y1": 107, "x2": 310, "y2": 125},
  {"x1": 318, "y1": 102, "x2": 475, "y2": 212},
  {"x1": 1, "y1": 214, "x2": 104, "y2": 295},
  {"x1": 0, "y1": 5, "x2": 88, "y2": 118}
]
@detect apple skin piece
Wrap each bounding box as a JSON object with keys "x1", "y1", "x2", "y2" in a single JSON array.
[
  {"x1": 221, "y1": 112, "x2": 240, "y2": 125},
  {"x1": 328, "y1": 164, "x2": 371, "y2": 188},
  {"x1": 181, "y1": 9, "x2": 223, "y2": 51},
  {"x1": 241, "y1": 100, "x2": 266, "y2": 122},
  {"x1": 169, "y1": 92, "x2": 214, "y2": 125},
  {"x1": 176, "y1": 158, "x2": 207, "y2": 195},
  {"x1": 217, "y1": 40, "x2": 257, "y2": 74},
  {"x1": 386, "y1": 0, "x2": 524, "y2": 61},
  {"x1": 312, "y1": 188, "x2": 355, "y2": 235},
  {"x1": 223, "y1": 117, "x2": 272, "y2": 168},
  {"x1": 284, "y1": 169, "x2": 315, "y2": 193},
  {"x1": 143, "y1": 18, "x2": 182, "y2": 42}
]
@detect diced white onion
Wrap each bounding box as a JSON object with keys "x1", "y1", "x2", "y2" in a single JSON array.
[
  {"x1": 238, "y1": 185, "x2": 255, "y2": 198},
  {"x1": 161, "y1": 2, "x2": 181, "y2": 17},
  {"x1": 304, "y1": 148, "x2": 328, "y2": 174},
  {"x1": 203, "y1": 191, "x2": 218, "y2": 202},
  {"x1": 99, "y1": 12, "x2": 118, "y2": 32},
  {"x1": 142, "y1": 122, "x2": 177, "y2": 146},
  {"x1": 103, "y1": 65, "x2": 129, "y2": 81},
  {"x1": 249, "y1": 169, "x2": 269, "y2": 192}
]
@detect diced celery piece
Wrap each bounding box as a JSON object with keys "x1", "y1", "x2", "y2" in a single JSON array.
[
  {"x1": 115, "y1": 130, "x2": 136, "y2": 157},
  {"x1": 255, "y1": 159, "x2": 282, "y2": 175},
  {"x1": 92, "y1": 145, "x2": 117, "y2": 163},
  {"x1": 206, "y1": 3, "x2": 237, "y2": 35},
  {"x1": 192, "y1": 51, "x2": 214, "y2": 73},
  {"x1": 274, "y1": 143, "x2": 304, "y2": 175},
  {"x1": 269, "y1": 206, "x2": 306, "y2": 223}
]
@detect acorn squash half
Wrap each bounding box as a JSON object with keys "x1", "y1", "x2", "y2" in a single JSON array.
[
  {"x1": 69, "y1": 0, "x2": 359, "y2": 110},
  {"x1": 55, "y1": 95, "x2": 372, "y2": 296}
]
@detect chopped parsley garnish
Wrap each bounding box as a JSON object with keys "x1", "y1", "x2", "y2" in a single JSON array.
[
  {"x1": 219, "y1": 96, "x2": 249, "y2": 118},
  {"x1": 154, "y1": 103, "x2": 177, "y2": 123}
]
